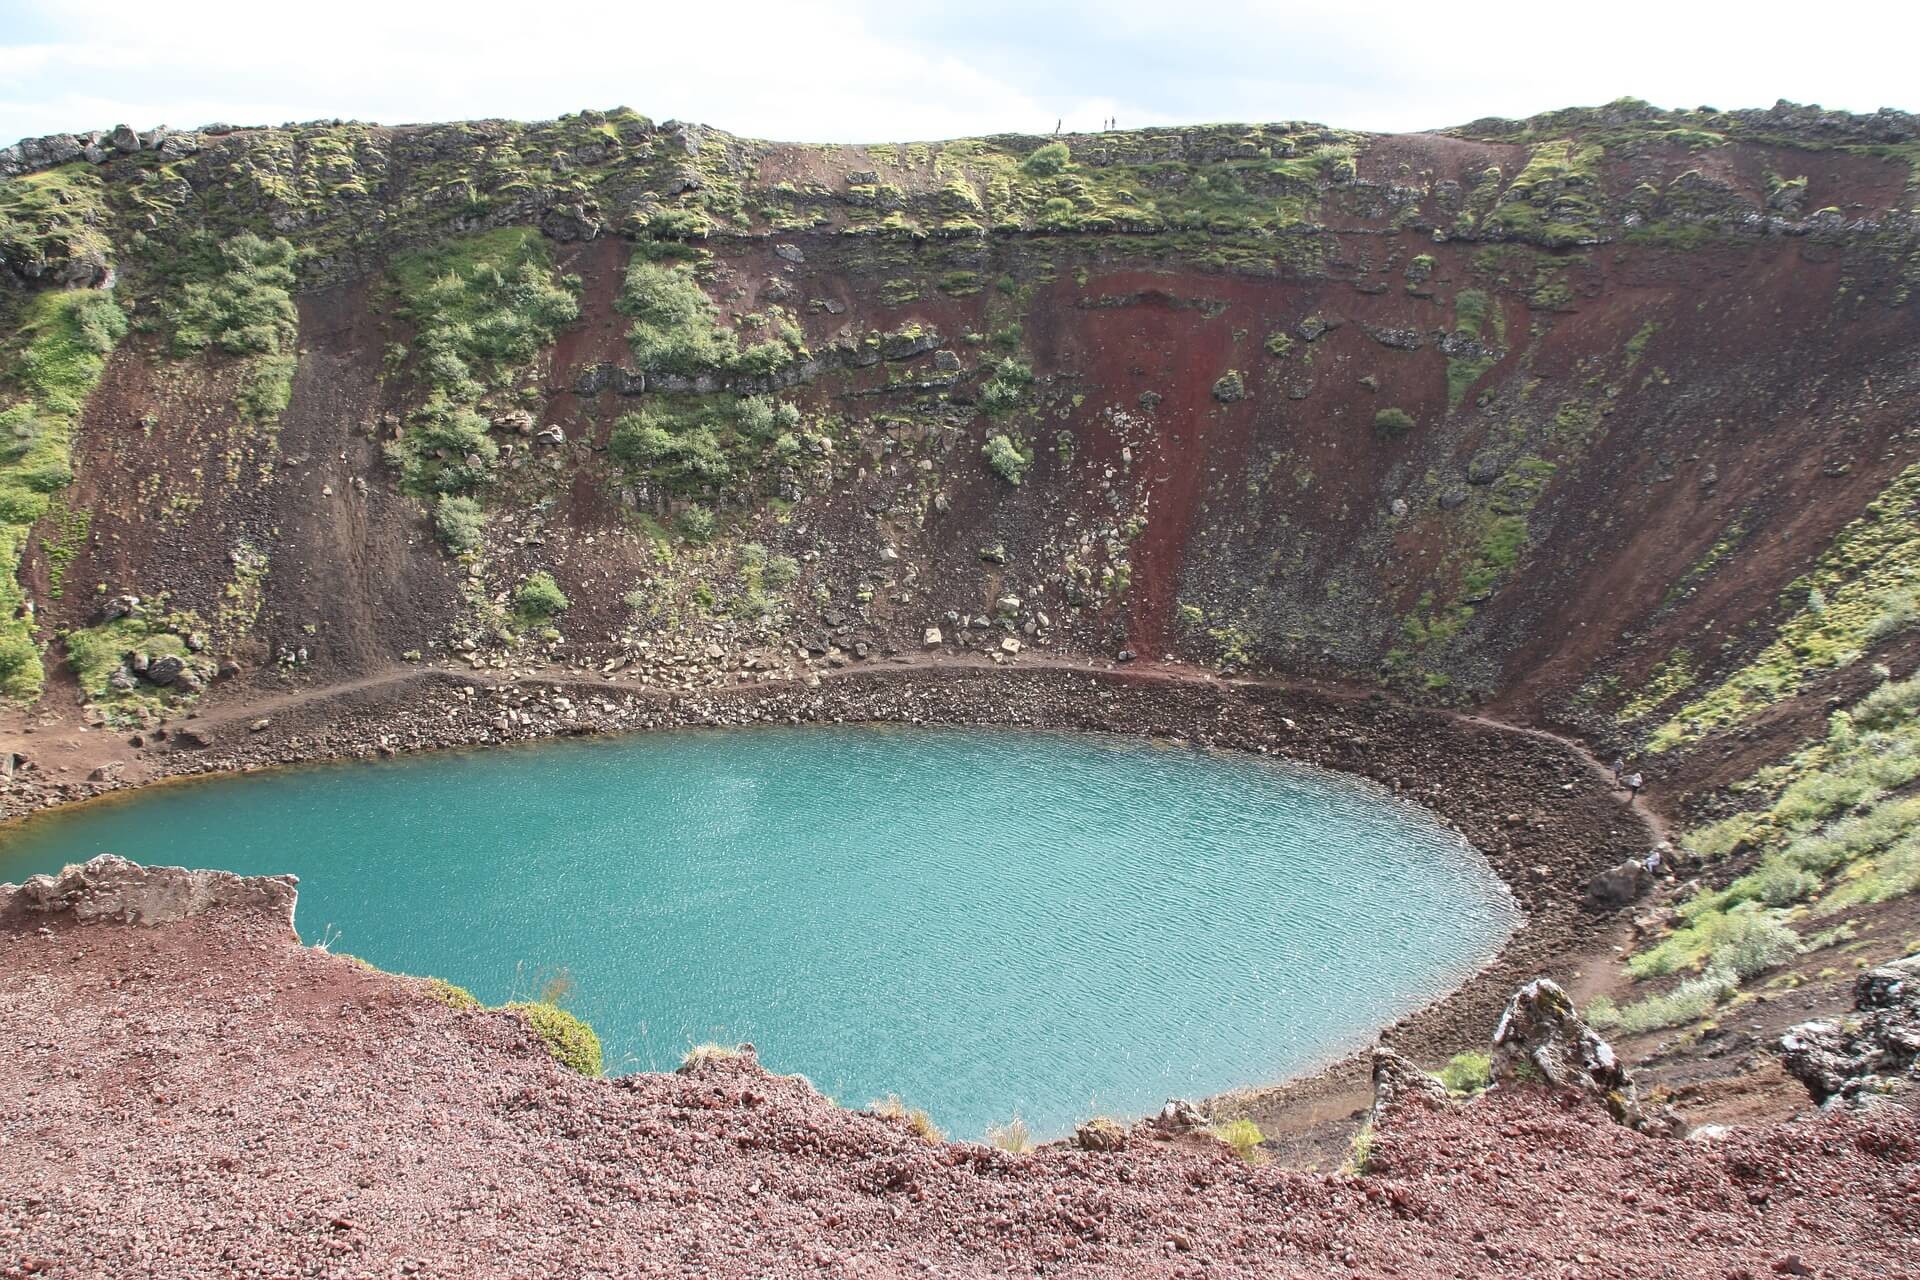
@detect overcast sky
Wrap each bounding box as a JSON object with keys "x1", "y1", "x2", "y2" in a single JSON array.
[{"x1": 4, "y1": 0, "x2": 1916, "y2": 146}]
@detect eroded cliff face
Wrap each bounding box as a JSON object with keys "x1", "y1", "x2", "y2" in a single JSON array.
[{"x1": 3, "y1": 99, "x2": 1920, "y2": 784}]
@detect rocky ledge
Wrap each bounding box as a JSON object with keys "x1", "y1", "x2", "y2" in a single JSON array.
[{"x1": 1, "y1": 859, "x2": 1915, "y2": 1278}]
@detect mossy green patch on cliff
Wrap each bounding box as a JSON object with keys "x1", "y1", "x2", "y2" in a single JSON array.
[
  {"x1": 0, "y1": 164, "x2": 113, "y2": 281},
  {"x1": 617, "y1": 258, "x2": 804, "y2": 377},
  {"x1": 0, "y1": 287, "x2": 128, "y2": 700},
  {"x1": 507, "y1": 1000, "x2": 604, "y2": 1076},
  {"x1": 1648, "y1": 465, "x2": 1920, "y2": 751},
  {"x1": 161, "y1": 232, "x2": 301, "y2": 424},
  {"x1": 386, "y1": 227, "x2": 579, "y2": 496}
]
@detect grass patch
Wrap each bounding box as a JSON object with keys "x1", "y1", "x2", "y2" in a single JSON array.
[
  {"x1": 1586, "y1": 967, "x2": 1738, "y2": 1035},
  {"x1": 506, "y1": 1000, "x2": 604, "y2": 1076},
  {"x1": 386, "y1": 227, "x2": 579, "y2": 495},
  {"x1": 1208, "y1": 1117, "x2": 1267, "y2": 1164},
  {"x1": 0, "y1": 288, "x2": 128, "y2": 700},
  {"x1": 1650, "y1": 465, "x2": 1920, "y2": 750},
  {"x1": 1435, "y1": 1051, "x2": 1491, "y2": 1094}
]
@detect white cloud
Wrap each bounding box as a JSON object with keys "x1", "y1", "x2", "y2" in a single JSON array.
[{"x1": 2, "y1": 0, "x2": 1915, "y2": 145}]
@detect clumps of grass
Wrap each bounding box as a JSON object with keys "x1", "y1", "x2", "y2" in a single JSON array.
[
  {"x1": 1586, "y1": 967, "x2": 1739, "y2": 1035},
  {"x1": 610, "y1": 393, "x2": 811, "y2": 499},
  {"x1": 1626, "y1": 902, "x2": 1800, "y2": 980},
  {"x1": 980, "y1": 357, "x2": 1034, "y2": 416},
  {"x1": 680, "y1": 1042, "x2": 742, "y2": 1068},
  {"x1": 433, "y1": 494, "x2": 486, "y2": 553},
  {"x1": 870, "y1": 1095, "x2": 945, "y2": 1142},
  {"x1": 1373, "y1": 407, "x2": 1415, "y2": 439},
  {"x1": 386, "y1": 227, "x2": 579, "y2": 494},
  {"x1": 985, "y1": 1114, "x2": 1034, "y2": 1153},
  {"x1": 1208, "y1": 1117, "x2": 1267, "y2": 1164},
  {"x1": 1264, "y1": 331, "x2": 1295, "y2": 358},
  {"x1": 1343, "y1": 1121, "x2": 1376, "y2": 1175},
  {"x1": 513, "y1": 571, "x2": 569, "y2": 624},
  {"x1": 617, "y1": 259, "x2": 803, "y2": 377},
  {"x1": 507, "y1": 1001, "x2": 604, "y2": 1076},
  {"x1": 1021, "y1": 141, "x2": 1070, "y2": 176},
  {"x1": 1211, "y1": 369, "x2": 1246, "y2": 403},
  {"x1": 0, "y1": 288, "x2": 127, "y2": 700},
  {"x1": 167, "y1": 233, "x2": 299, "y2": 358},
  {"x1": 423, "y1": 978, "x2": 481, "y2": 1011},
  {"x1": 676, "y1": 505, "x2": 716, "y2": 544},
  {"x1": 1435, "y1": 1051, "x2": 1491, "y2": 1094},
  {"x1": 1649, "y1": 464, "x2": 1920, "y2": 750},
  {"x1": 982, "y1": 432, "x2": 1034, "y2": 485},
  {"x1": 162, "y1": 232, "x2": 302, "y2": 424}
]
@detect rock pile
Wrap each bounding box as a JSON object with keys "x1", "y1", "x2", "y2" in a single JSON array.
[{"x1": 1779, "y1": 954, "x2": 1920, "y2": 1104}]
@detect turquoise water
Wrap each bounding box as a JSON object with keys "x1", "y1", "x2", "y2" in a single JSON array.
[{"x1": 0, "y1": 726, "x2": 1517, "y2": 1137}]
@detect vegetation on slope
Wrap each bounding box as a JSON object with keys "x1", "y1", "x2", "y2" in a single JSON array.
[{"x1": 0, "y1": 287, "x2": 126, "y2": 699}]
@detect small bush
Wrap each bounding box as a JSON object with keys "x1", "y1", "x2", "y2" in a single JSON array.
[
  {"x1": 1586, "y1": 967, "x2": 1738, "y2": 1035},
  {"x1": 1343, "y1": 1121, "x2": 1375, "y2": 1175},
  {"x1": 985, "y1": 1114, "x2": 1033, "y2": 1153},
  {"x1": 507, "y1": 1000, "x2": 603, "y2": 1076},
  {"x1": 681, "y1": 1042, "x2": 741, "y2": 1068},
  {"x1": 423, "y1": 978, "x2": 480, "y2": 1011},
  {"x1": 677, "y1": 505, "x2": 716, "y2": 543},
  {"x1": 1208, "y1": 1117, "x2": 1267, "y2": 1164},
  {"x1": 982, "y1": 433, "x2": 1033, "y2": 485},
  {"x1": 514, "y1": 571, "x2": 569, "y2": 620},
  {"x1": 433, "y1": 495, "x2": 486, "y2": 553},
  {"x1": 1374, "y1": 407, "x2": 1415, "y2": 438},
  {"x1": 1022, "y1": 142, "x2": 1070, "y2": 176},
  {"x1": 1264, "y1": 331, "x2": 1295, "y2": 358},
  {"x1": 1436, "y1": 1051, "x2": 1491, "y2": 1094},
  {"x1": 871, "y1": 1095, "x2": 944, "y2": 1142}
]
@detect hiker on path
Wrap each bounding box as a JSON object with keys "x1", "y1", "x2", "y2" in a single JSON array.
[
  {"x1": 1610, "y1": 756, "x2": 1625, "y2": 783},
  {"x1": 1625, "y1": 771, "x2": 1643, "y2": 799}
]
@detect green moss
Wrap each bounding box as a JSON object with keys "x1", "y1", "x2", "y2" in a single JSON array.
[
  {"x1": 1373, "y1": 407, "x2": 1415, "y2": 438},
  {"x1": 0, "y1": 164, "x2": 113, "y2": 280},
  {"x1": 1649, "y1": 465, "x2": 1920, "y2": 750},
  {"x1": 424, "y1": 978, "x2": 481, "y2": 1011},
  {"x1": 0, "y1": 288, "x2": 128, "y2": 700},
  {"x1": 386, "y1": 227, "x2": 578, "y2": 494},
  {"x1": 506, "y1": 1000, "x2": 604, "y2": 1076},
  {"x1": 1436, "y1": 1051, "x2": 1491, "y2": 1094},
  {"x1": 982, "y1": 432, "x2": 1033, "y2": 485},
  {"x1": 1618, "y1": 649, "x2": 1696, "y2": 723}
]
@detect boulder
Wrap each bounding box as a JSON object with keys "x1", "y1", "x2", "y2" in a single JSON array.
[
  {"x1": 1491, "y1": 978, "x2": 1639, "y2": 1122},
  {"x1": 1369, "y1": 1045, "x2": 1450, "y2": 1124},
  {"x1": 1779, "y1": 954, "x2": 1920, "y2": 1104},
  {"x1": 1072, "y1": 1117, "x2": 1129, "y2": 1151},
  {"x1": 6, "y1": 854, "x2": 297, "y2": 930},
  {"x1": 1149, "y1": 1097, "x2": 1210, "y2": 1134},
  {"x1": 1586, "y1": 859, "x2": 1653, "y2": 911},
  {"x1": 143, "y1": 655, "x2": 186, "y2": 687},
  {"x1": 773, "y1": 243, "x2": 806, "y2": 264}
]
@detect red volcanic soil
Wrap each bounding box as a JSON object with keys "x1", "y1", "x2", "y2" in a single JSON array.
[{"x1": 2, "y1": 883, "x2": 1916, "y2": 1278}]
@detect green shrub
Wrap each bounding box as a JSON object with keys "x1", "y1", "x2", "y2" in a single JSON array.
[
  {"x1": 433, "y1": 494, "x2": 486, "y2": 553},
  {"x1": 388, "y1": 393, "x2": 496, "y2": 494},
  {"x1": 166, "y1": 233, "x2": 299, "y2": 357},
  {"x1": 1628, "y1": 903, "x2": 1797, "y2": 979},
  {"x1": 423, "y1": 978, "x2": 481, "y2": 1011},
  {"x1": 1374, "y1": 407, "x2": 1416, "y2": 438},
  {"x1": 1208, "y1": 1117, "x2": 1267, "y2": 1164},
  {"x1": 0, "y1": 628, "x2": 41, "y2": 700},
  {"x1": 677, "y1": 505, "x2": 716, "y2": 543},
  {"x1": 619, "y1": 260, "x2": 738, "y2": 373},
  {"x1": 514, "y1": 571, "x2": 569, "y2": 620},
  {"x1": 762, "y1": 553, "x2": 800, "y2": 589},
  {"x1": 980, "y1": 358, "x2": 1033, "y2": 416},
  {"x1": 1586, "y1": 967, "x2": 1738, "y2": 1035},
  {"x1": 1436, "y1": 1051, "x2": 1491, "y2": 1094},
  {"x1": 1022, "y1": 142, "x2": 1070, "y2": 176},
  {"x1": 507, "y1": 1000, "x2": 603, "y2": 1076},
  {"x1": 985, "y1": 1114, "x2": 1033, "y2": 1153},
  {"x1": 982, "y1": 433, "x2": 1033, "y2": 485}
]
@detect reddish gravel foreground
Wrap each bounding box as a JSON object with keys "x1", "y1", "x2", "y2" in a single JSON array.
[{"x1": 2, "y1": 892, "x2": 1917, "y2": 1279}]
